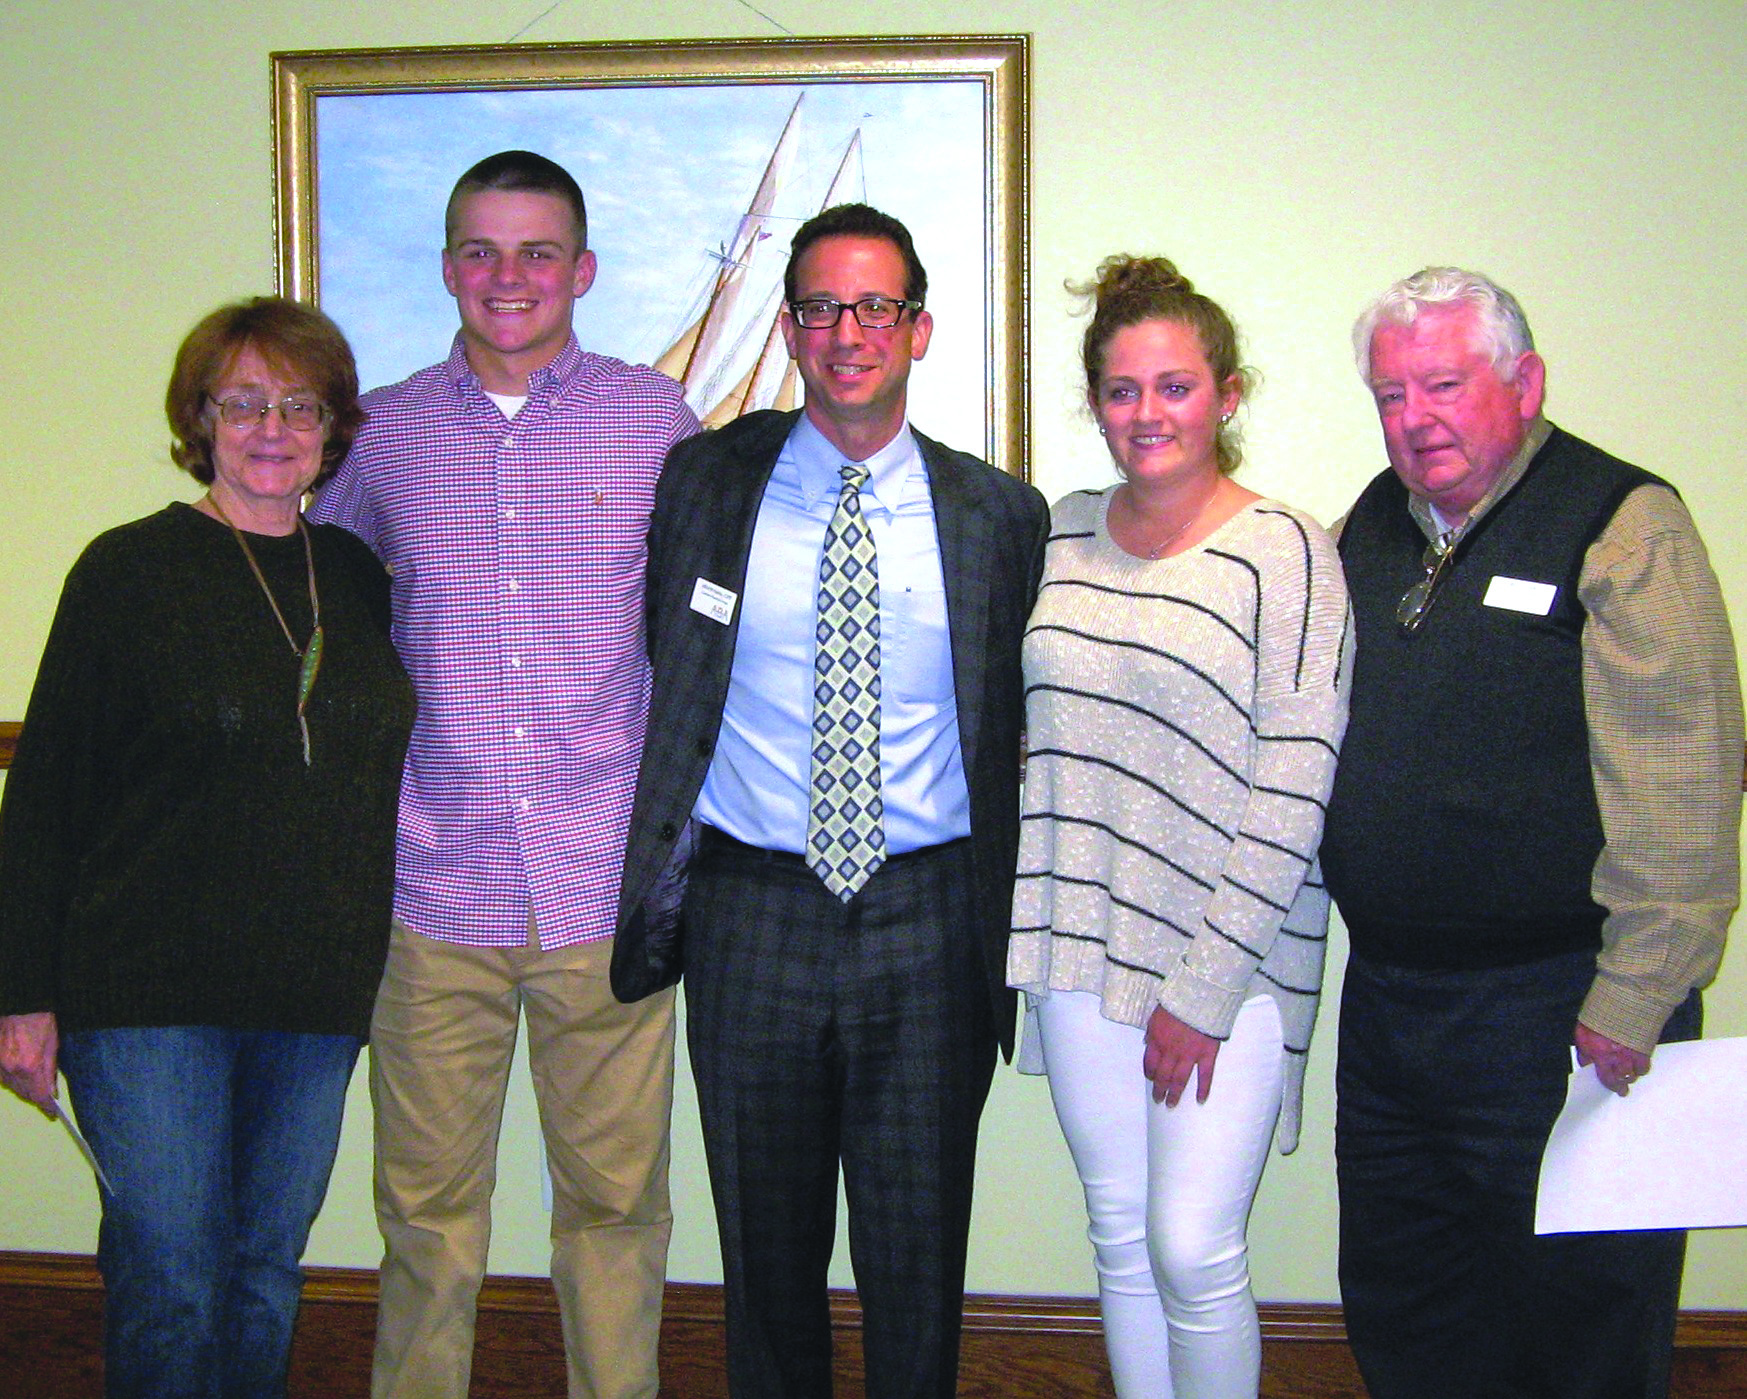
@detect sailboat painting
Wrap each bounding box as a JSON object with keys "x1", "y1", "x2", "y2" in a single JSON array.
[{"x1": 311, "y1": 77, "x2": 996, "y2": 463}]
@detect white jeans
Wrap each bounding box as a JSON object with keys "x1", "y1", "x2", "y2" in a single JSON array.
[{"x1": 1038, "y1": 990, "x2": 1285, "y2": 1399}]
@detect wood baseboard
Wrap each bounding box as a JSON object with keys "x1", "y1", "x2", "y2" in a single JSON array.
[{"x1": 3, "y1": 1251, "x2": 1743, "y2": 1398}]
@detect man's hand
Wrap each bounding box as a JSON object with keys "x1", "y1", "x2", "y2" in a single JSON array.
[
  {"x1": 0, "y1": 1012, "x2": 59, "y2": 1118},
  {"x1": 1143, "y1": 1007, "x2": 1220, "y2": 1107},
  {"x1": 1574, "y1": 1021, "x2": 1651, "y2": 1097}
]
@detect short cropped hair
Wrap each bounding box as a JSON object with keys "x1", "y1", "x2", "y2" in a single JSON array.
[
  {"x1": 165, "y1": 297, "x2": 363, "y2": 489},
  {"x1": 1352, "y1": 266, "x2": 1535, "y2": 381},
  {"x1": 1071, "y1": 254, "x2": 1255, "y2": 475},
  {"x1": 446, "y1": 150, "x2": 588, "y2": 251},
  {"x1": 783, "y1": 203, "x2": 927, "y2": 307}
]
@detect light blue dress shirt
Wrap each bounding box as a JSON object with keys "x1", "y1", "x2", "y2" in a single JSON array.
[{"x1": 694, "y1": 414, "x2": 971, "y2": 854}]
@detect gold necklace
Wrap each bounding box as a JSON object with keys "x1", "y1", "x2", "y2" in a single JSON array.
[{"x1": 207, "y1": 497, "x2": 324, "y2": 766}]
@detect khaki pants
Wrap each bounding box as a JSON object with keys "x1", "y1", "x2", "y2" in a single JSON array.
[{"x1": 369, "y1": 921, "x2": 675, "y2": 1399}]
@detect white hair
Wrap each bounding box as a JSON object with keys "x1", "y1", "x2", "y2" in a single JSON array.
[{"x1": 1352, "y1": 266, "x2": 1536, "y2": 381}]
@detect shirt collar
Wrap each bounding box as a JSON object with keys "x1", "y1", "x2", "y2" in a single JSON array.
[
  {"x1": 784, "y1": 412, "x2": 921, "y2": 516},
  {"x1": 443, "y1": 332, "x2": 586, "y2": 397},
  {"x1": 1408, "y1": 415, "x2": 1553, "y2": 542}
]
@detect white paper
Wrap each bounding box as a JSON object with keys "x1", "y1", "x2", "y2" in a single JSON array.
[
  {"x1": 1483, "y1": 574, "x2": 1558, "y2": 615},
  {"x1": 53, "y1": 1098, "x2": 115, "y2": 1197},
  {"x1": 1535, "y1": 1036, "x2": 1747, "y2": 1234}
]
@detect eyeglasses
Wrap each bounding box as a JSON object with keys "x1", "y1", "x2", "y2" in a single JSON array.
[
  {"x1": 1396, "y1": 531, "x2": 1460, "y2": 633},
  {"x1": 788, "y1": 296, "x2": 922, "y2": 330},
  {"x1": 208, "y1": 394, "x2": 330, "y2": 433}
]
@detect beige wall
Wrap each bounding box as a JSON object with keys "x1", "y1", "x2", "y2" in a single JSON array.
[{"x1": 2, "y1": 0, "x2": 1743, "y2": 1309}]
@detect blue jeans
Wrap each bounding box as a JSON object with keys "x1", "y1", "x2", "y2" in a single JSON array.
[{"x1": 59, "y1": 1026, "x2": 361, "y2": 1399}]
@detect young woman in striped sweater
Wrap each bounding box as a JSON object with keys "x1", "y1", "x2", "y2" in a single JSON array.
[{"x1": 1008, "y1": 257, "x2": 1352, "y2": 1399}]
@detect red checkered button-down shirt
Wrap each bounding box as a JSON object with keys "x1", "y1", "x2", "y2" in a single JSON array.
[{"x1": 308, "y1": 334, "x2": 701, "y2": 948}]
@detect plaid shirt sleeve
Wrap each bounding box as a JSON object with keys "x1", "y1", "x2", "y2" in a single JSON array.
[{"x1": 1580, "y1": 484, "x2": 1743, "y2": 1050}]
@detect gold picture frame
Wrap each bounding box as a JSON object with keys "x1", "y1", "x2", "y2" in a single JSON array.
[{"x1": 270, "y1": 35, "x2": 1031, "y2": 477}]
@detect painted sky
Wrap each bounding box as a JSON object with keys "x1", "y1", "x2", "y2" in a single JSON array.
[{"x1": 316, "y1": 79, "x2": 990, "y2": 454}]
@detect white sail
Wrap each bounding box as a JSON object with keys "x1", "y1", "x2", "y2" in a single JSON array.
[
  {"x1": 820, "y1": 129, "x2": 865, "y2": 209},
  {"x1": 659, "y1": 94, "x2": 804, "y2": 412},
  {"x1": 677, "y1": 114, "x2": 871, "y2": 424}
]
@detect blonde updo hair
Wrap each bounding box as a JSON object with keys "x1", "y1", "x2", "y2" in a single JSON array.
[{"x1": 1072, "y1": 255, "x2": 1255, "y2": 475}]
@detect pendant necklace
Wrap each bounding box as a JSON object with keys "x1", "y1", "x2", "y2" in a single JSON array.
[
  {"x1": 1126, "y1": 481, "x2": 1219, "y2": 559},
  {"x1": 208, "y1": 497, "x2": 324, "y2": 765}
]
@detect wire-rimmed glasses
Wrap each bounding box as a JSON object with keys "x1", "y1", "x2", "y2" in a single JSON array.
[
  {"x1": 208, "y1": 394, "x2": 331, "y2": 433},
  {"x1": 1396, "y1": 531, "x2": 1460, "y2": 633}
]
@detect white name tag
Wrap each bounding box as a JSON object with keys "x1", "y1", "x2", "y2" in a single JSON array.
[
  {"x1": 1483, "y1": 575, "x2": 1558, "y2": 616},
  {"x1": 690, "y1": 577, "x2": 737, "y2": 626}
]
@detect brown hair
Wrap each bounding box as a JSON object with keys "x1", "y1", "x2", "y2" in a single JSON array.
[
  {"x1": 165, "y1": 297, "x2": 363, "y2": 488},
  {"x1": 446, "y1": 150, "x2": 588, "y2": 251},
  {"x1": 784, "y1": 203, "x2": 927, "y2": 306},
  {"x1": 1072, "y1": 255, "x2": 1255, "y2": 474}
]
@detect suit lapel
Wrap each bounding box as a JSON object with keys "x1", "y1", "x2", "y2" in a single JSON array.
[
  {"x1": 693, "y1": 412, "x2": 794, "y2": 595},
  {"x1": 920, "y1": 433, "x2": 993, "y2": 786}
]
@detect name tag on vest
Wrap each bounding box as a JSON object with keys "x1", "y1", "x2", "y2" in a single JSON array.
[{"x1": 1483, "y1": 575, "x2": 1558, "y2": 616}]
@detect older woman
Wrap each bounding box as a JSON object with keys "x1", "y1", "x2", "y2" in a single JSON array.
[
  {"x1": 1008, "y1": 257, "x2": 1350, "y2": 1398},
  {"x1": 0, "y1": 297, "x2": 414, "y2": 1397}
]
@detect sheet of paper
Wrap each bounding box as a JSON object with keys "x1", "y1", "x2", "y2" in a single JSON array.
[
  {"x1": 52, "y1": 1098, "x2": 115, "y2": 1197},
  {"x1": 1535, "y1": 1035, "x2": 1747, "y2": 1234}
]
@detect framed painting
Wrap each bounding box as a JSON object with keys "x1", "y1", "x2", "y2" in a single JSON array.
[{"x1": 271, "y1": 35, "x2": 1030, "y2": 476}]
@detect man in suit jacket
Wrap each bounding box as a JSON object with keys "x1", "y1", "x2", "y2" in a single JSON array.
[{"x1": 614, "y1": 203, "x2": 1048, "y2": 1398}]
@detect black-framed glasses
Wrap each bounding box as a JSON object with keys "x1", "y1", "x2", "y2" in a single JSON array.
[
  {"x1": 788, "y1": 296, "x2": 922, "y2": 330},
  {"x1": 208, "y1": 394, "x2": 331, "y2": 433},
  {"x1": 1397, "y1": 531, "x2": 1460, "y2": 633}
]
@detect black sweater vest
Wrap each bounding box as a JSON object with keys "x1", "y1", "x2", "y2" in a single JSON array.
[{"x1": 1321, "y1": 428, "x2": 1665, "y2": 969}]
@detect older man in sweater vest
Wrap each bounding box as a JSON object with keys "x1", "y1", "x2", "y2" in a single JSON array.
[{"x1": 1321, "y1": 267, "x2": 1741, "y2": 1399}]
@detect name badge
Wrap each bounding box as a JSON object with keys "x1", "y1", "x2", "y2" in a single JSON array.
[
  {"x1": 690, "y1": 577, "x2": 737, "y2": 626},
  {"x1": 1483, "y1": 575, "x2": 1558, "y2": 616}
]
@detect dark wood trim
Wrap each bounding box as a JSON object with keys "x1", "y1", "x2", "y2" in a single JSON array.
[
  {"x1": 3, "y1": 1251, "x2": 1744, "y2": 1398},
  {"x1": 0, "y1": 1250, "x2": 99, "y2": 1291}
]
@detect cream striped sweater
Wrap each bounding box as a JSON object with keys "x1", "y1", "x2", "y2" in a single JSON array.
[{"x1": 1007, "y1": 487, "x2": 1352, "y2": 1152}]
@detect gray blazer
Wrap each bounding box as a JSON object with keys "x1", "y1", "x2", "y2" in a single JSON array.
[{"x1": 610, "y1": 409, "x2": 1048, "y2": 1056}]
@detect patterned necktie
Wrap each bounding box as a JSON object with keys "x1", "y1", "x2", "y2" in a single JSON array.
[{"x1": 807, "y1": 461, "x2": 885, "y2": 900}]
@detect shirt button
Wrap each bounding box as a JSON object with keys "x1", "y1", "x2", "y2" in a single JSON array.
[
  {"x1": 519, "y1": 797, "x2": 532, "y2": 813},
  {"x1": 507, "y1": 579, "x2": 520, "y2": 594},
  {"x1": 513, "y1": 726, "x2": 525, "y2": 739},
  {"x1": 504, "y1": 506, "x2": 517, "y2": 521},
  {"x1": 509, "y1": 654, "x2": 522, "y2": 668}
]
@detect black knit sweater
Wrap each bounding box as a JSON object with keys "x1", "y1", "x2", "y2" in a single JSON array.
[
  {"x1": 1322, "y1": 432, "x2": 1660, "y2": 969},
  {"x1": 0, "y1": 504, "x2": 414, "y2": 1037}
]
